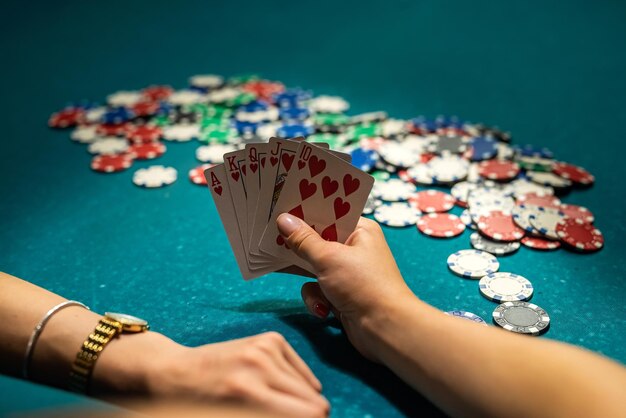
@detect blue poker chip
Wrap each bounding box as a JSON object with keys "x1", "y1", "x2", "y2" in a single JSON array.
[
  {"x1": 277, "y1": 123, "x2": 314, "y2": 138},
  {"x1": 409, "y1": 116, "x2": 438, "y2": 133},
  {"x1": 101, "y1": 107, "x2": 134, "y2": 124},
  {"x1": 470, "y1": 136, "x2": 498, "y2": 161},
  {"x1": 66, "y1": 100, "x2": 99, "y2": 110},
  {"x1": 435, "y1": 115, "x2": 464, "y2": 129},
  {"x1": 188, "y1": 85, "x2": 209, "y2": 94},
  {"x1": 233, "y1": 120, "x2": 260, "y2": 135},
  {"x1": 349, "y1": 148, "x2": 378, "y2": 172},
  {"x1": 514, "y1": 144, "x2": 554, "y2": 159},
  {"x1": 273, "y1": 88, "x2": 313, "y2": 108},
  {"x1": 240, "y1": 100, "x2": 269, "y2": 112},
  {"x1": 156, "y1": 101, "x2": 174, "y2": 116},
  {"x1": 445, "y1": 310, "x2": 487, "y2": 325},
  {"x1": 279, "y1": 106, "x2": 310, "y2": 121}
]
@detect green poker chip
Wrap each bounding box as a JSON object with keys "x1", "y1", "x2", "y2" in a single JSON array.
[
  {"x1": 199, "y1": 127, "x2": 239, "y2": 144},
  {"x1": 200, "y1": 116, "x2": 230, "y2": 131},
  {"x1": 307, "y1": 133, "x2": 348, "y2": 149},
  {"x1": 313, "y1": 112, "x2": 349, "y2": 127},
  {"x1": 228, "y1": 74, "x2": 260, "y2": 85},
  {"x1": 346, "y1": 122, "x2": 382, "y2": 141},
  {"x1": 224, "y1": 92, "x2": 256, "y2": 107},
  {"x1": 151, "y1": 114, "x2": 171, "y2": 127}
]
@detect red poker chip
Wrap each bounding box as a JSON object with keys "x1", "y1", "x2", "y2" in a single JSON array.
[
  {"x1": 359, "y1": 137, "x2": 386, "y2": 151},
  {"x1": 189, "y1": 164, "x2": 216, "y2": 185},
  {"x1": 91, "y1": 153, "x2": 133, "y2": 173},
  {"x1": 556, "y1": 218, "x2": 603, "y2": 252},
  {"x1": 478, "y1": 160, "x2": 520, "y2": 181},
  {"x1": 126, "y1": 125, "x2": 162, "y2": 143},
  {"x1": 421, "y1": 153, "x2": 436, "y2": 163},
  {"x1": 409, "y1": 190, "x2": 455, "y2": 213},
  {"x1": 477, "y1": 210, "x2": 525, "y2": 242},
  {"x1": 521, "y1": 236, "x2": 561, "y2": 251},
  {"x1": 128, "y1": 142, "x2": 166, "y2": 160},
  {"x1": 416, "y1": 213, "x2": 465, "y2": 238},
  {"x1": 48, "y1": 108, "x2": 86, "y2": 128},
  {"x1": 552, "y1": 162, "x2": 594, "y2": 185},
  {"x1": 142, "y1": 85, "x2": 174, "y2": 101},
  {"x1": 242, "y1": 81, "x2": 285, "y2": 101},
  {"x1": 96, "y1": 123, "x2": 129, "y2": 136},
  {"x1": 559, "y1": 204, "x2": 594, "y2": 223},
  {"x1": 397, "y1": 170, "x2": 415, "y2": 184},
  {"x1": 516, "y1": 192, "x2": 561, "y2": 208},
  {"x1": 131, "y1": 101, "x2": 160, "y2": 117}
]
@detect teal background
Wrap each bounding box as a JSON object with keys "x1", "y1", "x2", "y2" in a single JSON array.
[{"x1": 1, "y1": 1, "x2": 626, "y2": 417}]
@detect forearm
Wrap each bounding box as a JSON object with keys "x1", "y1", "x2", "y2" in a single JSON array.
[
  {"x1": 0, "y1": 272, "x2": 178, "y2": 396},
  {"x1": 362, "y1": 296, "x2": 626, "y2": 418}
]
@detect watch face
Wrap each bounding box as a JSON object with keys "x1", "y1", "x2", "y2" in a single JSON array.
[{"x1": 105, "y1": 312, "x2": 148, "y2": 327}]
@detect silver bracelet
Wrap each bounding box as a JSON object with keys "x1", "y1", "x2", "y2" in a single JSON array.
[{"x1": 22, "y1": 300, "x2": 90, "y2": 380}]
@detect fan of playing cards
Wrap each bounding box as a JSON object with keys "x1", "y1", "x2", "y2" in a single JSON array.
[{"x1": 205, "y1": 137, "x2": 374, "y2": 279}]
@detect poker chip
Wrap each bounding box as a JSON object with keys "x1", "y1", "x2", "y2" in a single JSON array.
[
  {"x1": 377, "y1": 142, "x2": 422, "y2": 167},
  {"x1": 559, "y1": 204, "x2": 594, "y2": 223},
  {"x1": 162, "y1": 124, "x2": 200, "y2": 142},
  {"x1": 372, "y1": 179, "x2": 416, "y2": 202},
  {"x1": 87, "y1": 137, "x2": 129, "y2": 155},
  {"x1": 132, "y1": 165, "x2": 177, "y2": 188},
  {"x1": 555, "y1": 218, "x2": 604, "y2": 252},
  {"x1": 514, "y1": 144, "x2": 553, "y2": 159},
  {"x1": 107, "y1": 91, "x2": 142, "y2": 107},
  {"x1": 142, "y1": 85, "x2": 174, "y2": 101},
  {"x1": 511, "y1": 204, "x2": 538, "y2": 234},
  {"x1": 447, "y1": 249, "x2": 499, "y2": 279},
  {"x1": 362, "y1": 195, "x2": 383, "y2": 215},
  {"x1": 521, "y1": 236, "x2": 561, "y2": 250},
  {"x1": 552, "y1": 162, "x2": 594, "y2": 186},
  {"x1": 373, "y1": 203, "x2": 421, "y2": 227},
  {"x1": 470, "y1": 232, "x2": 520, "y2": 255},
  {"x1": 405, "y1": 165, "x2": 435, "y2": 185},
  {"x1": 516, "y1": 192, "x2": 561, "y2": 208},
  {"x1": 527, "y1": 171, "x2": 572, "y2": 189},
  {"x1": 188, "y1": 164, "x2": 216, "y2": 185},
  {"x1": 189, "y1": 74, "x2": 224, "y2": 90},
  {"x1": 308, "y1": 95, "x2": 349, "y2": 113},
  {"x1": 478, "y1": 160, "x2": 520, "y2": 181},
  {"x1": 477, "y1": 210, "x2": 525, "y2": 242},
  {"x1": 470, "y1": 136, "x2": 498, "y2": 161},
  {"x1": 196, "y1": 144, "x2": 237, "y2": 163},
  {"x1": 380, "y1": 119, "x2": 407, "y2": 137},
  {"x1": 444, "y1": 310, "x2": 487, "y2": 325},
  {"x1": 492, "y1": 301, "x2": 550, "y2": 336},
  {"x1": 409, "y1": 190, "x2": 455, "y2": 213},
  {"x1": 429, "y1": 135, "x2": 468, "y2": 155},
  {"x1": 168, "y1": 89, "x2": 205, "y2": 106},
  {"x1": 48, "y1": 108, "x2": 86, "y2": 128},
  {"x1": 528, "y1": 207, "x2": 565, "y2": 240},
  {"x1": 90, "y1": 153, "x2": 133, "y2": 173},
  {"x1": 128, "y1": 142, "x2": 166, "y2": 160},
  {"x1": 479, "y1": 272, "x2": 533, "y2": 302},
  {"x1": 70, "y1": 125, "x2": 100, "y2": 144},
  {"x1": 460, "y1": 210, "x2": 477, "y2": 230},
  {"x1": 416, "y1": 213, "x2": 465, "y2": 238},
  {"x1": 426, "y1": 155, "x2": 469, "y2": 183},
  {"x1": 126, "y1": 125, "x2": 162, "y2": 143},
  {"x1": 451, "y1": 182, "x2": 478, "y2": 207},
  {"x1": 349, "y1": 148, "x2": 378, "y2": 171},
  {"x1": 510, "y1": 179, "x2": 554, "y2": 199}
]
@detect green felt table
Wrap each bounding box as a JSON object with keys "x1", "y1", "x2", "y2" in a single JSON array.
[{"x1": 1, "y1": 1, "x2": 625, "y2": 417}]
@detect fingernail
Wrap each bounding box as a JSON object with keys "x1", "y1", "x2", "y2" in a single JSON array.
[
  {"x1": 313, "y1": 302, "x2": 329, "y2": 318},
  {"x1": 277, "y1": 213, "x2": 301, "y2": 236}
]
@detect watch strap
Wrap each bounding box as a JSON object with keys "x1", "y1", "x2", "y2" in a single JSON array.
[{"x1": 68, "y1": 317, "x2": 122, "y2": 394}]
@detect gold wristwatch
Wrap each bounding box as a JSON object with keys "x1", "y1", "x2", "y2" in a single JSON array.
[{"x1": 68, "y1": 312, "x2": 149, "y2": 394}]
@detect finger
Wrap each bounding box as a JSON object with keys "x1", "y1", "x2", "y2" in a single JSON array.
[
  {"x1": 278, "y1": 336, "x2": 323, "y2": 392},
  {"x1": 301, "y1": 282, "x2": 332, "y2": 319},
  {"x1": 254, "y1": 385, "x2": 329, "y2": 418},
  {"x1": 265, "y1": 361, "x2": 327, "y2": 408},
  {"x1": 277, "y1": 213, "x2": 329, "y2": 270}
]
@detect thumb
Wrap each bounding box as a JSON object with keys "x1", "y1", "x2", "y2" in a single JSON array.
[{"x1": 277, "y1": 213, "x2": 328, "y2": 269}]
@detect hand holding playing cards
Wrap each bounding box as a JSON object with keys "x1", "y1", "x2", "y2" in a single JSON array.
[
  {"x1": 154, "y1": 332, "x2": 329, "y2": 417},
  {"x1": 276, "y1": 214, "x2": 418, "y2": 362}
]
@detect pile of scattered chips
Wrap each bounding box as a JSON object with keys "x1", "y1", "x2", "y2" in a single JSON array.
[{"x1": 49, "y1": 73, "x2": 603, "y2": 334}]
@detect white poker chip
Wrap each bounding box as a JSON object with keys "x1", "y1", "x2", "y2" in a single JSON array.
[
  {"x1": 479, "y1": 272, "x2": 534, "y2": 302},
  {"x1": 236, "y1": 107, "x2": 280, "y2": 123},
  {"x1": 380, "y1": 119, "x2": 407, "y2": 137},
  {"x1": 362, "y1": 195, "x2": 383, "y2": 215},
  {"x1": 189, "y1": 74, "x2": 224, "y2": 89},
  {"x1": 466, "y1": 163, "x2": 481, "y2": 182},
  {"x1": 256, "y1": 122, "x2": 281, "y2": 139},
  {"x1": 460, "y1": 210, "x2": 477, "y2": 230},
  {"x1": 132, "y1": 165, "x2": 177, "y2": 188},
  {"x1": 195, "y1": 144, "x2": 237, "y2": 163},
  {"x1": 372, "y1": 179, "x2": 417, "y2": 201},
  {"x1": 527, "y1": 171, "x2": 572, "y2": 188},
  {"x1": 402, "y1": 134, "x2": 435, "y2": 153},
  {"x1": 529, "y1": 206, "x2": 565, "y2": 240},
  {"x1": 373, "y1": 203, "x2": 421, "y2": 227},
  {"x1": 70, "y1": 125, "x2": 100, "y2": 143},
  {"x1": 87, "y1": 137, "x2": 129, "y2": 155},
  {"x1": 378, "y1": 142, "x2": 422, "y2": 167},
  {"x1": 308, "y1": 95, "x2": 349, "y2": 113},
  {"x1": 84, "y1": 106, "x2": 107, "y2": 124},
  {"x1": 207, "y1": 87, "x2": 241, "y2": 103},
  {"x1": 451, "y1": 181, "x2": 478, "y2": 205},
  {"x1": 447, "y1": 249, "x2": 500, "y2": 279},
  {"x1": 107, "y1": 90, "x2": 142, "y2": 107},
  {"x1": 405, "y1": 165, "x2": 435, "y2": 185},
  {"x1": 426, "y1": 155, "x2": 469, "y2": 183},
  {"x1": 162, "y1": 124, "x2": 200, "y2": 142},
  {"x1": 496, "y1": 143, "x2": 515, "y2": 160},
  {"x1": 511, "y1": 204, "x2": 539, "y2": 233},
  {"x1": 470, "y1": 232, "x2": 520, "y2": 255},
  {"x1": 445, "y1": 310, "x2": 487, "y2": 325},
  {"x1": 168, "y1": 89, "x2": 205, "y2": 106},
  {"x1": 510, "y1": 179, "x2": 554, "y2": 199}
]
